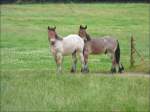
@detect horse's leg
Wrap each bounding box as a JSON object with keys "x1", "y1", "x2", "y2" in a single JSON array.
[
  {"x1": 55, "y1": 52, "x2": 63, "y2": 73},
  {"x1": 83, "y1": 48, "x2": 89, "y2": 72},
  {"x1": 79, "y1": 52, "x2": 85, "y2": 72},
  {"x1": 118, "y1": 63, "x2": 124, "y2": 73},
  {"x1": 114, "y1": 41, "x2": 124, "y2": 73},
  {"x1": 113, "y1": 56, "x2": 124, "y2": 73},
  {"x1": 71, "y1": 51, "x2": 77, "y2": 73},
  {"x1": 111, "y1": 54, "x2": 116, "y2": 73}
]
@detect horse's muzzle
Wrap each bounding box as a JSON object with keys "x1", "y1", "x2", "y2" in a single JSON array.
[
  {"x1": 84, "y1": 40, "x2": 87, "y2": 43},
  {"x1": 51, "y1": 41, "x2": 55, "y2": 45},
  {"x1": 84, "y1": 38, "x2": 88, "y2": 43}
]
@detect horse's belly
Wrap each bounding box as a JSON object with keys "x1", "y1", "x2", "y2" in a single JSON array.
[
  {"x1": 91, "y1": 44, "x2": 105, "y2": 54},
  {"x1": 91, "y1": 47, "x2": 104, "y2": 54},
  {"x1": 63, "y1": 44, "x2": 77, "y2": 55}
]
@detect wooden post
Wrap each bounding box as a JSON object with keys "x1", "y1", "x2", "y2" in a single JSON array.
[{"x1": 130, "y1": 35, "x2": 135, "y2": 67}]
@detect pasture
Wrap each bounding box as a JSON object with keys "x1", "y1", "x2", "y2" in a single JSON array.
[{"x1": 1, "y1": 3, "x2": 149, "y2": 111}]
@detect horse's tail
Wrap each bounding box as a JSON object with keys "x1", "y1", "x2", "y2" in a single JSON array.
[{"x1": 115, "y1": 40, "x2": 120, "y2": 64}]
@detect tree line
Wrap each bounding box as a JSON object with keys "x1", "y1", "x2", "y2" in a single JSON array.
[{"x1": 1, "y1": 0, "x2": 149, "y2": 4}]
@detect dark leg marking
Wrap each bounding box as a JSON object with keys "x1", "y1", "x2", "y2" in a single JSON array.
[
  {"x1": 118, "y1": 64, "x2": 124, "y2": 73},
  {"x1": 71, "y1": 50, "x2": 77, "y2": 73},
  {"x1": 83, "y1": 47, "x2": 89, "y2": 73},
  {"x1": 111, "y1": 67, "x2": 116, "y2": 73}
]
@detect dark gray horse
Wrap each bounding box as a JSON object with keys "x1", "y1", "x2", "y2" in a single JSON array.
[{"x1": 78, "y1": 25, "x2": 124, "y2": 73}]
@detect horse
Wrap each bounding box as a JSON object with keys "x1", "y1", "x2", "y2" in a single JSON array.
[
  {"x1": 48, "y1": 26, "x2": 85, "y2": 73},
  {"x1": 78, "y1": 25, "x2": 124, "y2": 73}
]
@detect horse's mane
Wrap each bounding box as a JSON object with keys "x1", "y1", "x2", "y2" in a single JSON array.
[
  {"x1": 86, "y1": 33, "x2": 91, "y2": 41},
  {"x1": 56, "y1": 34, "x2": 63, "y2": 40}
]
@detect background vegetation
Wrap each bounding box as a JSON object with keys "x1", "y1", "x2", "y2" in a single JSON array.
[{"x1": 0, "y1": 0, "x2": 149, "y2": 4}]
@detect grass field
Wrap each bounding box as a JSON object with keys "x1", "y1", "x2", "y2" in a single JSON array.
[{"x1": 1, "y1": 3, "x2": 150, "y2": 111}]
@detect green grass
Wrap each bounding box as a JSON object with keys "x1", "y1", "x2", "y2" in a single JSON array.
[
  {"x1": 0, "y1": 3, "x2": 150, "y2": 111},
  {"x1": 1, "y1": 71, "x2": 150, "y2": 111}
]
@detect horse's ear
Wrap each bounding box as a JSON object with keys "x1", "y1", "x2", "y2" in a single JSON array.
[
  {"x1": 48, "y1": 26, "x2": 50, "y2": 30},
  {"x1": 85, "y1": 25, "x2": 87, "y2": 29},
  {"x1": 54, "y1": 26, "x2": 56, "y2": 30},
  {"x1": 80, "y1": 25, "x2": 82, "y2": 29}
]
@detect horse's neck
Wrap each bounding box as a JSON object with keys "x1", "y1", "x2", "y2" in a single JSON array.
[
  {"x1": 86, "y1": 33, "x2": 91, "y2": 41},
  {"x1": 50, "y1": 39, "x2": 63, "y2": 54},
  {"x1": 56, "y1": 34, "x2": 63, "y2": 40}
]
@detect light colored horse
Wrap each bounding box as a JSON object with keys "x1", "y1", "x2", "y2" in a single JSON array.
[
  {"x1": 79, "y1": 25, "x2": 124, "y2": 73},
  {"x1": 48, "y1": 26, "x2": 85, "y2": 73}
]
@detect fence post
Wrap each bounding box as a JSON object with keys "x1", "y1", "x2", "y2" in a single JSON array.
[{"x1": 130, "y1": 35, "x2": 135, "y2": 67}]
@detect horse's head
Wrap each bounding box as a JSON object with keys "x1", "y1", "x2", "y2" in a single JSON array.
[
  {"x1": 79, "y1": 25, "x2": 87, "y2": 39},
  {"x1": 79, "y1": 25, "x2": 91, "y2": 42},
  {"x1": 48, "y1": 26, "x2": 56, "y2": 45}
]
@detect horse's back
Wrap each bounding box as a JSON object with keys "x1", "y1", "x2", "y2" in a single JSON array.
[
  {"x1": 102, "y1": 36, "x2": 118, "y2": 50},
  {"x1": 65, "y1": 34, "x2": 83, "y2": 41},
  {"x1": 90, "y1": 36, "x2": 118, "y2": 54},
  {"x1": 62, "y1": 34, "x2": 84, "y2": 55},
  {"x1": 92, "y1": 36, "x2": 117, "y2": 41},
  {"x1": 63, "y1": 34, "x2": 84, "y2": 45}
]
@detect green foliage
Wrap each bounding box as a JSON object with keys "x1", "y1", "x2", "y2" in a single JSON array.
[{"x1": 1, "y1": 0, "x2": 148, "y2": 4}]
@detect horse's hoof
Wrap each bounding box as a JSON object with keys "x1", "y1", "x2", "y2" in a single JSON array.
[
  {"x1": 118, "y1": 68, "x2": 122, "y2": 73},
  {"x1": 111, "y1": 68, "x2": 116, "y2": 73},
  {"x1": 118, "y1": 65, "x2": 124, "y2": 73},
  {"x1": 81, "y1": 68, "x2": 89, "y2": 73},
  {"x1": 81, "y1": 69, "x2": 84, "y2": 72},
  {"x1": 81, "y1": 68, "x2": 86, "y2": 73},
  {"x1": 86, "y1": 68, "x2": 89, "y2": 73},
  {"x1": 70, "y1": 68, "x2": 76, "y2": 73},
  {"x1": 118, "y1": 68, "x2": 124, "y2": 73}
]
